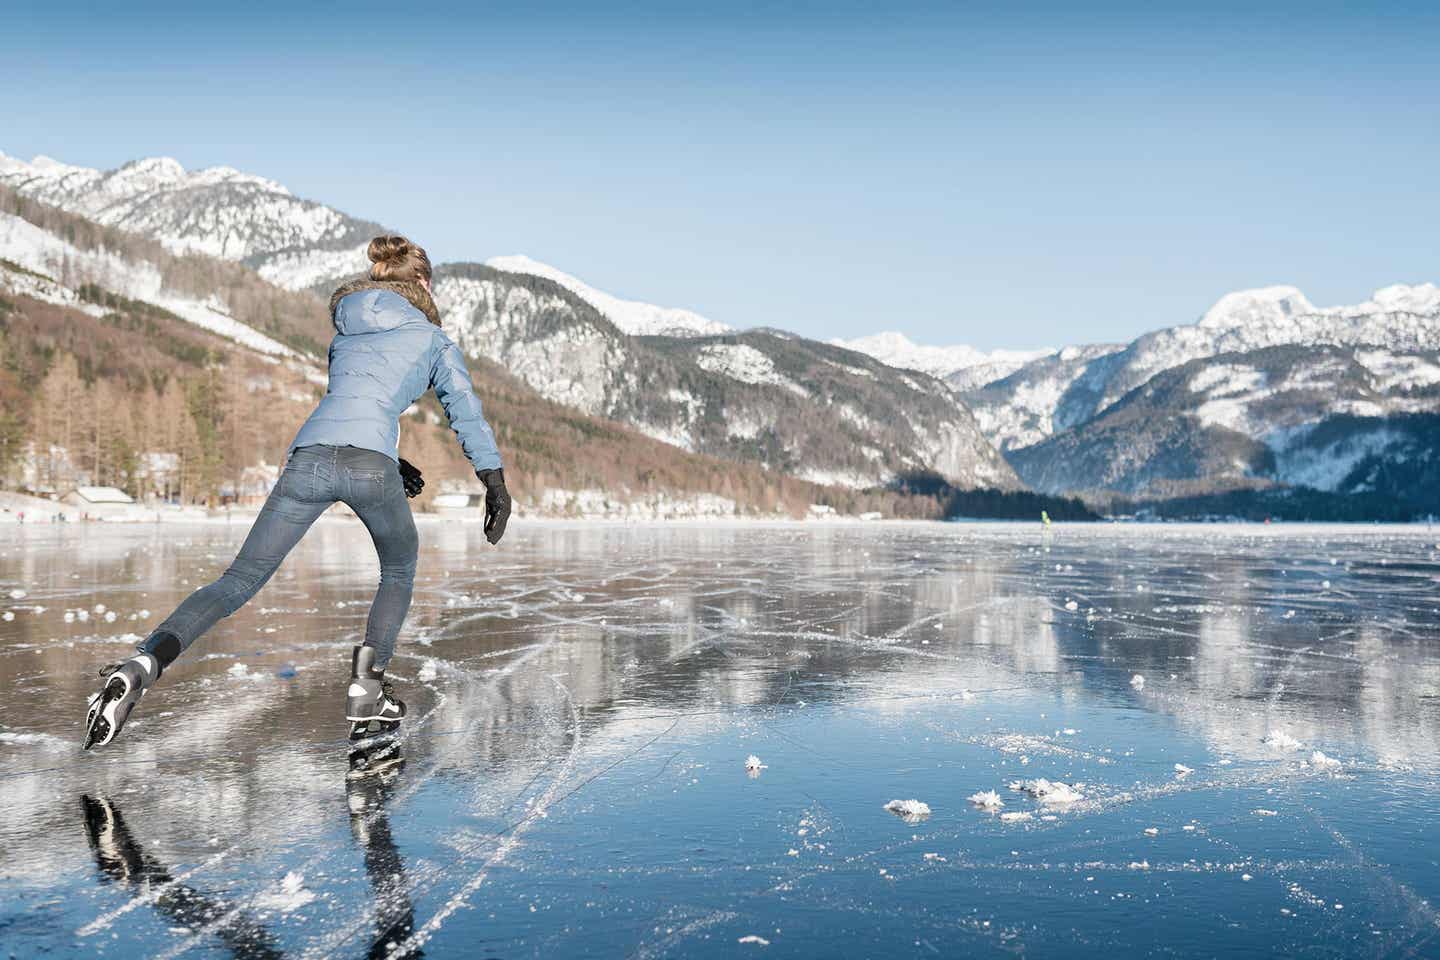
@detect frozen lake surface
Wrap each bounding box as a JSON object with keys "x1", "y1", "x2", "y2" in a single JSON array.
[{"x1": 2, "y1": 520, "x2": 1439, "y2": 958}]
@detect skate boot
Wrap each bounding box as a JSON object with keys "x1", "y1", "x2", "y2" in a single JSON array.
[
  {"x1": 346, "y1": 645, "x2": 406, "y2": 743},
  {"x1": 83, "y1": 654, "x2": 160, "y2": 751}
]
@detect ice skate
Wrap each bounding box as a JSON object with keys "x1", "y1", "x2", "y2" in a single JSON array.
[
  {"x1": 346, "y1": 645, "x2": 406, "y2": 743},
  {"x1": 82, "y1": 655, "x2": 159, "y2": 751}
]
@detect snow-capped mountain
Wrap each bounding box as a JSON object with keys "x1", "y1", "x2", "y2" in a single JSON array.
[
  {"x1": 0, "y1": 184, "x2": 329, "y2": 359},
  {"x1": 434, "y1": 263, "x2": 1019, "y2": 490},
  {"x1": 970, "y1": 284, "x2": 1440, "y2": 507},
  {"x1": 3, "y1": 183, "x2": 1014, "y2": 514},
  {"x1": 0, "y1": 151, "x2": 380, "y2": 290},
  {"x1": 485, "y1": 255, "x2": 729, "y2": 338},
  {"x1": 0, "y1": 147, "x2": 1019, "y2": 491},
  {"x1": 18, "y1": 144, "x2": 1438, "y2": 510},
  {"x1": 961, "y1": 284, "x2": 1440, "y2": 453},
  {"x1": 1007, "y1": 342, "x2": 1440, "y2": 504},
  {"x1": 830, "y1": 331, "x2": 1050, "y2": 388}
]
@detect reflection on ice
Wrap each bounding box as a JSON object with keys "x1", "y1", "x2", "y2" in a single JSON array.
[{"x1": 2, "y1": 521, "x2": 1440, "y2": 957}]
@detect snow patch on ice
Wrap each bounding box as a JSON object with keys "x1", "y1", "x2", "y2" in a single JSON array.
[
  {"x1": 884, "y1": 799, "x2": 932, "y2": 823},
  {"x1": 254, "y1": 871, "x2": 316, "y2": 913},
  {"x1": 1008, "y1": 779, "x2": 1084, "y2": 805},
  {"x1": 0, "y1": 730, "x2": 70, "y2": 751},
  {"x1": 1263, "y1": 731, "x2": 1303, "y2": 751},
  {"x1": 967, "y1": 790, "x2": 1005, "y2": 810}
]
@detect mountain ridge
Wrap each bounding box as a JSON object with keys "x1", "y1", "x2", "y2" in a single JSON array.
[{"x1": 9, "y1": 146, "x2": 1438, "y2": 513}]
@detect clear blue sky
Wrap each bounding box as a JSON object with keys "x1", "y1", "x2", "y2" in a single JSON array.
[{"x1": 3, "y1": 1, "x2": 1437, "y2": 349}]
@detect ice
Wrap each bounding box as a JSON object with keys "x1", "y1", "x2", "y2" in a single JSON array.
[
  {"x1": 884, "y1": 799, "x2": 932, "y2": 823},
  {"x1": 1309, "y1": 750, "x2": 1342, "y2": 773},
  {"x1": 744, "y1": 755, "x2": 766, "y2": 776},
  {"x1": 8, "y1": 589, "x2": 25, "y2": 599},
  {"x1": 1129, "y1": 674, "x2": 1146, "y2": 689},
  {"x1": 253, "y1": 871, "x2": 316, "y2": 914},
  {"x1": 967, "y1": 790, "x2": 1005, "y2": 810},
  {"x1": 737, "y1": 934, "x2": 771, "y2": 946},
  {"x1": 0, "y1": 731, "x2": 68, "y2": 751},
  {"x1": 1008, "y1": 778, "x2": 1084, "y2": 805},
  {"x1": 1264, "y1": 731, "x2": 1303, "y2": 751},
  {"x1": 4, "y1": 522, "x2": 1440, "y2": 957}
]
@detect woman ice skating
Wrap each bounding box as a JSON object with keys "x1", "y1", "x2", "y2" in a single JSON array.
[{"x1": 83, "y1": 236, "x2": 512, "y2": 750}]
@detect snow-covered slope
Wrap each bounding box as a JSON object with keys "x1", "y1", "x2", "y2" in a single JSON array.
[
  {"x1": 1093, "y1": 284, "x2": 1440, "y2": 417},
  {"x1": 485, "y1": 254, "x2": 730, "y2": 337},
  {"x1": 0, "y1": 210, "x2": 298, "y2": 357},
  {"x1": 0, "y1": 151, "x2": 378, "y2": 290},
  {"x1": 434, "y1": 262, "x2": 1018, "y2": 490},
  {"x1": 830, "y1": 330, "x2": 1050, "y2": 386},
  {"x1": 1007, "y1": 342, "x2": 1440, "y2": 502},
  {"x1": 960, "y1": 284, "x2": 1440, "y2": 454}
]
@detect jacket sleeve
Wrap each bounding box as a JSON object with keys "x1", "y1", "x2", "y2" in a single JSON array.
[{"x1": 429, "y1": 333, "x2": 503, "y2": 473}]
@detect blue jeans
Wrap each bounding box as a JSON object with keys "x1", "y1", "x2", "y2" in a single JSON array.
[{"x1": 141, "y1": 445, "x2": 419, "y2": 670}]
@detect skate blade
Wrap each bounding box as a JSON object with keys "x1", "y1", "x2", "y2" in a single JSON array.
[{"x1": 348, "y1": 737, "x2": 403, "y2": 779}]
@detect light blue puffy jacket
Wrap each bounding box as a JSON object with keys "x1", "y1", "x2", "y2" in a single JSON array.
[{"x1": 288, "y1": 281, "x2": 502, "y2": 472}]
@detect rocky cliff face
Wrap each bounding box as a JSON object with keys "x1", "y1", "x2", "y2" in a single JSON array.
[{"x1": 434, "y1": 263, "x2": 1019, "y2": 490}]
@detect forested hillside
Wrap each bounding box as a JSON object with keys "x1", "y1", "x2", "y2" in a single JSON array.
[{"x1": 0, "y1": 285, "x2": 986, "y2": 518}]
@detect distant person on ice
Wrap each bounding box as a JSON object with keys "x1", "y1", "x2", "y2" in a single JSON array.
[{"x1": 83, "y1": 236, "x2": 511, "y2": 750}]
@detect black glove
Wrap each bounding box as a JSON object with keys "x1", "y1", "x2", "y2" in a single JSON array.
[
  {"x1": 398, "y1": 459, "x2": 424, "y2": 498},
  {"x1": 476, "y1": 468, "x2": 511, "y2": 545}
]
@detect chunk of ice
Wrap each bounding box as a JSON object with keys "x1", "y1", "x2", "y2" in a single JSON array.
[
  {"x1": 1130, "y1": 674, "x2": 1145, "y2": 689},
  {"x1": 999, "y1": 811, "x2": 1032, "y2": 823},
  {"x1": 254, "y1": 871, "x2": 315, "y2": 913},
  {"x1": 1309, "y1": 751, "x2": 1342, "y2": 773},
  {"x1": 884, "y1": 799, "x2": 931, "y2": 823},
  {"x1": 967, "y1": 790, "x2": 1004, "y2": 810},
  {"x1": 1008, "y1": 778, "x2": 1084, "y2": 805}
]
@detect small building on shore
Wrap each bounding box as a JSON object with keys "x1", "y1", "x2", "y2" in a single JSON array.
[{"x1": 62, "y1": 486, "x2": 136, "y2": 507}]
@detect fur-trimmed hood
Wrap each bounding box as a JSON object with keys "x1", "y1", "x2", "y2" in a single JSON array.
[{"x1": 329, "y1": 278, "x2": 440, "y2": 328}]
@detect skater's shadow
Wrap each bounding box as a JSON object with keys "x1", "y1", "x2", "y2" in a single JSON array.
[
  {"x1": 80, "y1": 793, "x2": 284, "y2": 959},
  {"x1": 346, "y1": 741, "x2": 424, "y2": 958},
  {"x1": 81, "y1": 760, "x2": 422, "y2": 960}
]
